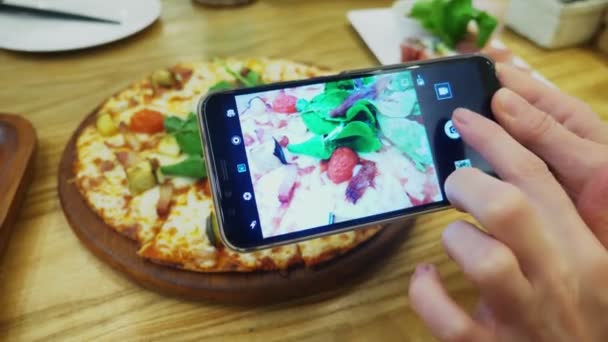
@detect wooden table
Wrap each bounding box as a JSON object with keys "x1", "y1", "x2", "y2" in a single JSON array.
[{"x1": 1, "y1": 1, "x2": 606, "y2": 340}]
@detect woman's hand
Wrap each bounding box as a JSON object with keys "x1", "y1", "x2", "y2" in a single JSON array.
[{"x1": 408, "y1": 64, "x2": 608, "y2": 342}]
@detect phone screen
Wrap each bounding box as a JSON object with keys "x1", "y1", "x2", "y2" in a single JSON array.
[{"x1": 200, "y1": 55, "x2": 499, "y2": 250}]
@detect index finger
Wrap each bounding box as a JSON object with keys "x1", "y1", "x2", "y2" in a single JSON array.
[{"x1": 496, "y1": 64, "x2": 608, "y2": 144}]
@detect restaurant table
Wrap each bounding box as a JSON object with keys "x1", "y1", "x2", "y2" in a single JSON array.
[{"x1": 1, "y1": 0, "x2": 607, "y2": 340}]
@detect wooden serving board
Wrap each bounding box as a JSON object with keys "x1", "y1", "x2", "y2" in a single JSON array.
[
  {"x1": 0, "y1": 114, "x2": 37, "y2": 258},
  {"x1": 58, "y1": 111, "x2": 412, "y2": 304}
]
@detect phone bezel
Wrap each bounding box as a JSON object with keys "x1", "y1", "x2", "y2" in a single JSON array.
[{"x1": 198, "y1": 54, "x2": 499, "y2": 252}]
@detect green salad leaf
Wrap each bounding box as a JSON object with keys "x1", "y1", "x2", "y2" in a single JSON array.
[
  {"x1": 297, "y1": 89, "x2": 350, "y2": 115},
  {"x1": 325, "y1": 79, "x2": 356, "y2": 91},
  {"x1": 329, "y1": 99, "x2": 377, "y2": 124},
  {"x1": 331, "y1": 121, "x2": 382, "y2": 153},
  {"x1": 377, "y1": 115, "x2": 433, "y2": 171},
  {"x1": 162, "y1": 113, "x2": 206, "y2": 179},
  {"x1": 301, "y1": 111, "x2": 340, "y2": 135},
  {"x1": 224, "y1": 65, "x2": 263, "y2": 88},
  {"x1": 175, "y1": 131, "x2": 202, "y2": 155},
  {"x1": 409, "y1": 0, "x2": 498, "y2": 48},
  {"x1": 208, "y1": 80, "x2": 233, "y2": 92},
  {"x1": 287, "y1": 135, "x2": 335, "y2": 160},
  {"x1": 160, "y1": 155, "x2": 207, "y2": 179},
  {"x1": 209, "y1": 64, "x2": 264, "y2": 91}
]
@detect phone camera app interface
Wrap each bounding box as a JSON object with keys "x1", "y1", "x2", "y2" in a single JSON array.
[{"x1": 233, "y1": 71, "x2": 444, "y2": 238}]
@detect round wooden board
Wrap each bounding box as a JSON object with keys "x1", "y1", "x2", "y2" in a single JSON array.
[{"x1": 58, "y1": 108, "x2": 413, "y2": 304}]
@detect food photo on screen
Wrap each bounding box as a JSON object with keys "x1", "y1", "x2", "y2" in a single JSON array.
[{"x1": 235, "y1": 71, "x2": 443, "y2": 238}]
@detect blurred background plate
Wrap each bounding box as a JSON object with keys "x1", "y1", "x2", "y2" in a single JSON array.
[{"x1": 0, "y1": 0, "x2": 161, "y2": 52}]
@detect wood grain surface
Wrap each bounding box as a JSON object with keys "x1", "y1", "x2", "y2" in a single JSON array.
[
  {"x1": 0, "y1": 0, "x2": 607, "y2": 340},
  {"x1": 57, "y1": 107, "x2": 412, "y2": 303}
]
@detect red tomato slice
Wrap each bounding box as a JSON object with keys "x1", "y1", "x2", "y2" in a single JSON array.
[
  {"x1": 272, "y1": 92, "x2": 298, "y2": 114},
  {"x1": 129, "y1": 109, "x2": 165, "y2": 134}
]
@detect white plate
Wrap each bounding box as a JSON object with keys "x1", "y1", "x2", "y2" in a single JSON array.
[
  {"x1": 0, "y1": 0, "x2": 161, "y2": 52},
  {"x1": 347, "y1": 8, "x2": 409, "y2": 65}
]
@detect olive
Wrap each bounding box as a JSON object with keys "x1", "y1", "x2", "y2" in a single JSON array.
[
  {"x1": 151, "y1": 69, "x2": 175, "y2": 87},
  {"x1": 205, "y1": 211, "x2": 222, "y2": 247}
]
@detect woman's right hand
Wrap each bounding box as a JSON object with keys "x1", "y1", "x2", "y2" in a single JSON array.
[
  {"x1": 408, "y1": 63, "x2": 608, "y2": 342},
  {"x1": 492, "y1": 64, "x2": 608, "y2": 244}
]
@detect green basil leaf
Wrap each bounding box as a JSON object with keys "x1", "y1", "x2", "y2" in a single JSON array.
[
  {"x1": 223, "y1": 65, "x2": 263, "y2": 87},
  {"x1": 164, "y1": 113, "x2": 203, "y2": 156},
  {"x1": 373, "y1": 88, "x2": 419, "y2": 118},
  {"x1": 296, "y1": 98, "x2": 309, "y2": 112},
  {"x1": 305, "y1": 89, "x2": 350, "y2": 118},
  {"x1": 175, "y1": 131, "x2": 203, "y2": 155},
  {"x1": 301, "y1": 111, "x2": 340, "y2": 135},
  {"x1": 330, "y1": 121, "x2": 376, "y2": 141},
  {"x1": 244, "y1": 70, "x2": 263, "y2": 86},
  {"x1": 378, "y1": 115, "x2": 433, "y2": 171},
  {"x1": 346, "y1": 135, "x2": 383, "y2": 153},
  {"x1": 287, "y1": 136, "x2": 334, "y2": 160},
  {"x1": 325, "y1": 79, "x2": 355, "y2": 91},
  {"x1": 182, "y1": 113, "x2": 199, "y2": 132},
  {"x1": 164, "y1": 116, "x2": 185, "y2": 133},
  {"x1": 329, "y1": 121, "x2": 382, "y2": 153},
  {"x1": 209, "y1": 80, "x2": 234, "y2": 91},
  {"x1": 339, "y1": 99, "x2": 377, "y2": 124},
  {"x1": 160, "y1": 155, "x2": 207, "y2": 179}
]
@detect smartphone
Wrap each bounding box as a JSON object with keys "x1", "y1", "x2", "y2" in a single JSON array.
[{"x1": 198, "y1": 54, "x2": 500, "y2": 252}]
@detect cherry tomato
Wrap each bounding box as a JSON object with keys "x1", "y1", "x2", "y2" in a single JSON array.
[
  {"x1": 272, "y1": 92, "x2": 298, "y2": 114},
  {"x1": 129, "y1": 109, "x2": 165, "y2": 134},
  {"x1": 327, "y1": 147, "x2": 359, "y2": 184}
]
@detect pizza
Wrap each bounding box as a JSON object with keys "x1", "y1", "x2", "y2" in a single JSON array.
[{"x1": 73, "y1": 58, "x2": 383, "y2": 272}]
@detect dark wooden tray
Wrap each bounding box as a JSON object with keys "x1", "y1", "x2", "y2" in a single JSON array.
[
  {"x1": 58, "y1": 110, "x2": 412, "y2": 304},
  {"x1": 0, "y1": 114, "x2": 37, "y2": 258}
]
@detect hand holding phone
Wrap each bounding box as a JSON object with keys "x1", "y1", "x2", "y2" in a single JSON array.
[{"x1": 198, "y1": 55, "x2": 500, "y2": 251}]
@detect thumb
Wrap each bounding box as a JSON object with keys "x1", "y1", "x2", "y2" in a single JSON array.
[{"x1": 577, "y1": 163, "x2": 608, "y2": 248}]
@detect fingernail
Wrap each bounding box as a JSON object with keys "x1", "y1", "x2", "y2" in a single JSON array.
[
  {"x1": 494, "y1": 88, "x2": 524, "y2": 118},
  {"x1": 495, "y1": 63, "x2": 506, "y2": 77},
  {"x1": 414, "y1": 263, "x2": 434, "y2": 277},
  {"x1": 453, "y1": 108, "x2": 474, "y2": 125}
]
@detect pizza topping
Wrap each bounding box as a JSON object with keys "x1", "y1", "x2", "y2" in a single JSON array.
[
  {"x1": 115, "y1": 151, "x2": 139, "y2": 169},
  {"x1": 273, "y1": 138, "x2": 289, "y2": 164},
  {"x1": 160, "y1": 113, "x2": 208, "y2": 179},
  {"x1": 287, "y1": 81, "x2": 383, "y2": 160},
  {"x1": 156, "y1": 183, "x2": 173, "y2": 217},
  {"x1": 272, "y1": 91, "x2": 298, "y2": 114},
  {"x1": 205, "y1": 211, "x2": 222, "y2": 247},
  {"x1": 164, "y1": 113, "x2": 203, "y2": 155},
  {"x1": 278, "y1": 165, "x2": 298, "y2": 204},
  {"x1": 100, "y1": 160, "x2": 115, "y2": 172},
  {"x1": 209, "y1": 64, "x2": 265, "y2": 91},
  {"x1": 151, "y1": 69, "x2": 175, "y2": 88},
  {"x1": 160, "y1": 155, "x2": 207, "y2": 179},
  {"x1": 126, "y1": 161, "x2": 157, "y2": 195},
  {"x1": 158, "y1": 135, "x2": 181, "y2": 156},
  {"x1": 119, "y1": 122, "x2": 142, "y2": 151},
  {"x1": 327, "y1": 147, "x2": 359, "y2": 184},
  {"x1": 345, "y1": 160, "x2": 377, "y2": 204},
  {"x1": 170, "y1": 66, "x2": 194, "y2": 86},
  {"x1": 129, "y1": 109, "x2": 165, "y2": 134},
  {"x1": 96, "y1": 113, "x2": 119, "y2": 137}
]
